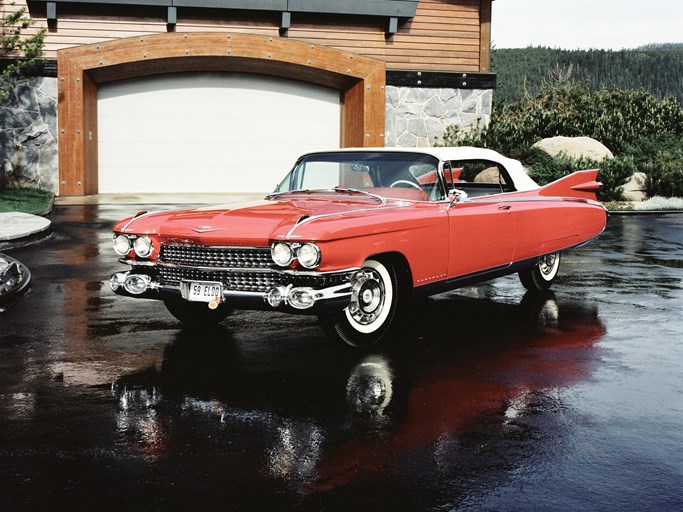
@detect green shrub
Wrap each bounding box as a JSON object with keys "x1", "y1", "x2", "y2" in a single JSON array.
[
  {"x1": 595, "y1": 156, "x2": 639, "y2": 201},
  {"x1": 450, "y1": 83, "x2": 683, "y2": 155},
  {"x1": 436, "y1": 80, "x2": 683, "y2": 198},
  {"x1": 623, "y1": 133, "x2": 683, "y2": 168},
  {"x1": 643, "y1": 150, "x2": 683, "y2": 197},
  {"x1": 514, "y1": 147, "x2": 567, "y2": 185}
]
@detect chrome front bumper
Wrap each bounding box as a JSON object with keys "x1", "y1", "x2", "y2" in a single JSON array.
[{"x1": 109, "y1": 269, "x2": 354, "y2": 311}]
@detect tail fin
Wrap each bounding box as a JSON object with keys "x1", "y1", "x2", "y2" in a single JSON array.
[{"x1": 538, "y1": 169, "x2": 601, "y2": 201}]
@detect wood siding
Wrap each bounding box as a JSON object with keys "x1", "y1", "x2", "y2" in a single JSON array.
[{"x1": 8, "y1": 0, "x2": 490, "y2": 72}]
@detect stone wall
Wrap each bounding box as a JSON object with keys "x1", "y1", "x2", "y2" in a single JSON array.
[
  {"x1": 0, "y1": 77, "x2": 58, "y2": 193},
  {"x1": 385, "y1": 86, "x2": 492, "y2": 148}
]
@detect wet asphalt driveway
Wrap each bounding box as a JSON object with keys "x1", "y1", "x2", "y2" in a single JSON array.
[{"x1": 1, "y1": 205, "x2": 682, "y2": 512}]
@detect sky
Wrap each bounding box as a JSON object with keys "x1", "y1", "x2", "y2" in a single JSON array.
[{"x1": 491, "y1": 0, "x2": 682, "y2": 50}]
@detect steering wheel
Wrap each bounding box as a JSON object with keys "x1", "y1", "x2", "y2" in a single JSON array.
[{"x1": 389, "y1": 179, "x2": 421, "y2": 190}]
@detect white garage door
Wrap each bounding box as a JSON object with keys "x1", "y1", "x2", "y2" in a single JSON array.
[{"x1": 98, "y1": 73, "x2": 341, "y2": 194}]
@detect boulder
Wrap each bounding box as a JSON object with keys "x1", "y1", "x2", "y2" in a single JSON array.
[
  {"x1": 621, "y1": 171, "x2": 648, "y2": 202},
  {"x1": 533, "y1": 136, "x2": 614, "y2": 161},
  {"x1": 473, "y1": 166, "x2": 499, "y2": 183}
]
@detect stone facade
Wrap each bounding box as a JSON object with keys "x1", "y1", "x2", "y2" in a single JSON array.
[
  {"x1": 385, "y1": 86, "x2": 492, "y2": 148},
  {"x1": 0, "y1": 77, "x2": 58, "y2": 193}
]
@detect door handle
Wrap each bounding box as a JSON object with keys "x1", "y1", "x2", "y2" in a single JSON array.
[{"x1": 498, "y1": 204, "x2": 511, "y2": 210}]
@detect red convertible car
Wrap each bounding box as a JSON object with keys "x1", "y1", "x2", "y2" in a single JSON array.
[{"x1": 109, "y1": 147, "x2": 607, "y2": 347}]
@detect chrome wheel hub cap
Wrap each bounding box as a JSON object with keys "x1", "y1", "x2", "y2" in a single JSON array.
[
  {"x1": 539, "y1": 254, "x2": 557, "y2": 277},
  {"x1": 348, "y1": 269, "x2": 385, "y2": 326}
]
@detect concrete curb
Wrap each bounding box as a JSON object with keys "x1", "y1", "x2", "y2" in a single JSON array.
[
  {"x1": 0, "y1": 212, "x2": 52, "y2": 250},
  {"x1": 607, "y1": 210, "x2": 683, "y2": 215}
]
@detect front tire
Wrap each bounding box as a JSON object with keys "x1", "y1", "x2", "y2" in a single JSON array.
[
  {"x1": 163, "y1": 297, "x2": 233, "y2": 327},
  {"x1": 519, "y1": 252, "x2": 561, "y2": 292},
  {"x1": 318, "y1": 258, "x2": 406, "y2": 348}
]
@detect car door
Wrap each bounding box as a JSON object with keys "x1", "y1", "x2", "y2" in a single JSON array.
[
  {"x1": 444, "y1": 159, "x2": 515, "y2": 279},
  {"x1": 446, "y1": 199, "x2": 515, "y2": 278}
]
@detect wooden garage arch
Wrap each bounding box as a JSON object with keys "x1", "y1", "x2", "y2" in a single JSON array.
[{"x1": 57, "y1": 33, "x2": 386, "y2": 195}]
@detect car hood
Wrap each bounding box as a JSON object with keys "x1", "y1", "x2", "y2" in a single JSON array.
[{"x1": 114, "y1": 197, "x2": 415, "y2": 245}]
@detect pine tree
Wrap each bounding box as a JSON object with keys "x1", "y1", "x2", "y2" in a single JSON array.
[{"x1": 1, "y1": 7, "x2": 46, "y2": 104}]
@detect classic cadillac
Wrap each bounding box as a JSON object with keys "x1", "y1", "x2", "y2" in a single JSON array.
[{"x1": 109, "y1": 147, "x2": 607, "y2": 347}]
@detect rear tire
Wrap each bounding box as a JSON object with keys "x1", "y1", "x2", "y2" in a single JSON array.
[
  {"x1": 163, "y1": 297, "x2": 233, "y2": 327},
  {"x1": 318, "y1": 258, "x2": 406, "y2": 348},
  {"x1": 519, "y1": 252, "x2": 561, "y2": 292}
]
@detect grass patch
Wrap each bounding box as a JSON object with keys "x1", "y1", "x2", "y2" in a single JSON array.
[
  {"x1": 633, "y1": 196, "x2": 683, "y2": 211},
  {"x1": 0, "y1": 187, "x2": 54, "y2": 215},
  {"x1": 603, "y1": 197, "x2": 683, "y2": 212}
]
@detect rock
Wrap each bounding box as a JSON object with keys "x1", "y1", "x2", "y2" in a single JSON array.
[
  {"x1": 533, "y1": 136, "x2": 614, "y2": 161},
  {"x1": 473, "y1": 166, "x2": 499, "y2": 183},
  {"x1": 621, "y1": 171, "x2": 648, "y2": 202},
  {"x1": 0, "y1": 77, "x2": 58, "y2": 193}
]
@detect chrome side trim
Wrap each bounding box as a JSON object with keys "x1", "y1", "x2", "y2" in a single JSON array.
[
  {"x1": 285, "y1": 204, "x2": 406, "y2": 238},
  {"x1": 461, "y1": 195, "x2": 603, "y2": 205},
  {"x1": 120, "y1": 210, "x2": 164, "y2": 232}
]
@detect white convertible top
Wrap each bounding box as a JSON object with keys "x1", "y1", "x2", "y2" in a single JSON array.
[{"x1": 300, "y1": 146, "x2": 540, "y2": 192}]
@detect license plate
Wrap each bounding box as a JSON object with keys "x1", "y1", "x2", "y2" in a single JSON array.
[{"x1": 182, "y1": 281, "x2": 223, "y2": 303}]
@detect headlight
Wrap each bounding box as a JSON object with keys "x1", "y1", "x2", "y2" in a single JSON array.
[
  {"x1": 297, "y1": 243, "x2": 321, "y2": 269},
  {"x1": 271, "y1": 242, "x2": 294, "y2": 267},
  {"x1": 133, "y1": 236, "x2": 154, "y2": 258},
  {"x1": 113, "y1": 234, "x2": 132, "y2": 256},
  {"x1": 123, "y1": 274, "x2": 151, "y2": 295}
]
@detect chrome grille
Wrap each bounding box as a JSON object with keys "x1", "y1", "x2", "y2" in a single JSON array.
[
  {"x1": 158, "y1": 267, "x2": 280, "y2": 292},
  {"x1": 157, "y1": 266, "x2": 351, "y2": 293},
  {"x1": 160, "y1": 245, "x2": 272, "y2": 268}
]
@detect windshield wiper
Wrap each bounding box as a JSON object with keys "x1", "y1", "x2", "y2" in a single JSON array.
[
  {"x1": 266, "y1": 187, "x2": 385, "y2": 203},
  {"x1": 333, "y1": 186, "x2": 385, "y2": 203}
]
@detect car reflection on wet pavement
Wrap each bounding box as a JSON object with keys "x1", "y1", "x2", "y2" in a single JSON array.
[{"x1": 1, "y1": 205, "x2": 682, "y2": 512}]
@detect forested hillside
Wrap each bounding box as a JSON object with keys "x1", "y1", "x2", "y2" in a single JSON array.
[{"x1": 492, "y1": 44, "x2": 683, "y2": 106}]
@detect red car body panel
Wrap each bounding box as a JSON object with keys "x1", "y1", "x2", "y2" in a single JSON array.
[
  {"x1": 114, "y1": 191, "x2": 605, "y2": 288},
  {"x1": 109, "y1": 148, "x2": 607, "y2": 339}
]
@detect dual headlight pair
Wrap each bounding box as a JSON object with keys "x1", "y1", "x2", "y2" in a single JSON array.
[
  {"x1": 271, "y1": 242, "x2": 320, "y2": 269},
  {"x1": 113, "y1": 234, "x2": 154, "y2": 258},
  {"x1": 114, "y1": 234, "x2": 319, "y2": 269}
]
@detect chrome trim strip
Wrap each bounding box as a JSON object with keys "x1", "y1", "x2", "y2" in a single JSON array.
[
  {"x1": 462, "y1": 195, "x2": 602, "y2": 205},
  {"x1": 119, "y1": 258, "x2": 359, "y2": 277},
  {"x1": 120, "y1": 210, "x2": 164, "y2": 232},
  {"x1": 285, "y1": 204, "x2": 406, "y2": 238},
  {"x1": 162, "y1": 243, "x2": 268, "y2": 251},
  {"x1": 279, "y1": 267, "x2": 359, "y2": 277}
]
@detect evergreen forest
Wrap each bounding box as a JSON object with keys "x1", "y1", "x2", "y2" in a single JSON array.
[{"x1": 492, "y1": 44, "x2": 683, "y2": 106}]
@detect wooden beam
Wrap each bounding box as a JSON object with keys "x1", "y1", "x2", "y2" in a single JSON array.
[
  {"x1": 479, "y1": 0, "x2": 492, "y2": 72},
  {"x1": 57, "y1": 32, "x2": 386, "y2": 195}
]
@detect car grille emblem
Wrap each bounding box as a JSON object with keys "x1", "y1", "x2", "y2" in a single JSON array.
[{"x1": 189, "y1": 226, "x2": 223, "y2": 233}]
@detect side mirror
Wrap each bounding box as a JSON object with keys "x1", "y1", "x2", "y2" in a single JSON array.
[{"x1": 448, "y1": 188, "x2": 468, "y2": 205}]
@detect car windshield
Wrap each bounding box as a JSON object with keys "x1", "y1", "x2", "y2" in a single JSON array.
[{"x1": 271, "y1": 151, "x2": 444, "y2": 202}]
